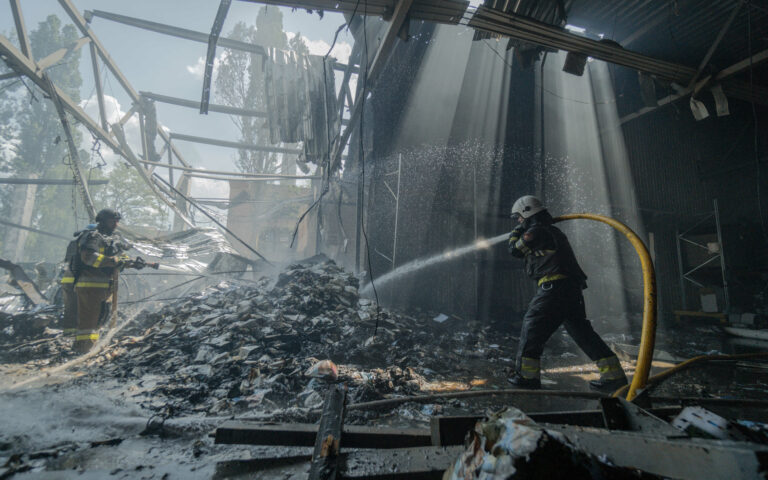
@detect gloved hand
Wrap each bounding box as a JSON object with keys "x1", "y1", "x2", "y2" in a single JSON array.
[{"x1": 509, "y1": 225, "x2": 526, "y2": 241}]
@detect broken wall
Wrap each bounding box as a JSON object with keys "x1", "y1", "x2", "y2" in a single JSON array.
[{"x1": 226, "y1": 180, "x2": 316, "y2": 263}]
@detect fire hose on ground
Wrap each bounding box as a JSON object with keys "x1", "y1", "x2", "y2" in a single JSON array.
[{"x1": 553, "y1": 213, "x2": 656, "y2": 402}]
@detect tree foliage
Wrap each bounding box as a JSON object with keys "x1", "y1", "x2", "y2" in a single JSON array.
[
  {"x1": 215, "y1": 6, "x2": 309, "y2": 174},
  {"x1": 92, "y1": 163, "x2": 168, "y2": 229},
  {"x1": 0, "y1": 15, "x2": 91, "y2": 261}
]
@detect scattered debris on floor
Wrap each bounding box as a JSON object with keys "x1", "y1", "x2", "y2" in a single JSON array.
[{"x1": 2, "y1": 258, "x2": 768, "y2": 479}]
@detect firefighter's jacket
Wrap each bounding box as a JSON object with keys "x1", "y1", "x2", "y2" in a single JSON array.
[
  {"x1": 76, "y1": 230, "x2": 123, "y2": 289},
  {"x1": 508, "y1": 217, "x2": 587, "y2": 287}
]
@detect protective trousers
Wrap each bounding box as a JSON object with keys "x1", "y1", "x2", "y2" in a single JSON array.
[
  {"x1": 60, "y1": 272, "x2": 77, "y2": 336},
  {"x1": 515, "y1": 279, "x2": 623, "y2": 382},
  {"x1": 73, "y1": 282, "x2": 111, "y2": 353}
]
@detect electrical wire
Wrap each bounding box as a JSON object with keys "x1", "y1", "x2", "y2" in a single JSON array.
[
  {"x1": 357, "y1": 0, "x2": 382, "y2": 336},
  {"x1": 289, "y1": 0, "x2": 363, "y2": 249}
]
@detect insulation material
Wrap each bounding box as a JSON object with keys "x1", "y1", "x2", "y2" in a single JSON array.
[
  {"x1": 122, "y1": 227, "x2": 247, "y2": 274},
  {"x1": 264, "y1": 49, "x2": 340, "y2": 165},
  {"x1": 711, "y1": 84, "x2": 730, "y2": 117},
  {"x1": 689, "y1": 96, "x2": 709, "y2": 121}
]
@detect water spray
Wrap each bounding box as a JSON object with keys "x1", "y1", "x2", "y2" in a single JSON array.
[
  {"x1": 360, "y1": 232, "x2": 508, "y2": 296},
  {"x1": 359, "y1": 213, "x2": 657, "y2": 402}
]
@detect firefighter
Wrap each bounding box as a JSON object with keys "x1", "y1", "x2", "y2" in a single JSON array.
[
  {"x1": 507, "y1": 195, "x2": 627, "y2": 391},
  {"x1": 72, "y1": 209, "x2": 130, "y2": 353},
  {"x1": 60, "y1": 223, "x2": 96, "y2": 337}
]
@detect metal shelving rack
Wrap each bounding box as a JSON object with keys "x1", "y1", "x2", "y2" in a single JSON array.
[{"x1": 676, "y1": 199, "x2": 730, "y2": 313}]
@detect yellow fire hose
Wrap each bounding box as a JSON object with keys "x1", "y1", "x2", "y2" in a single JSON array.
[
  {"x1": 611, "y1": 351, "x2": 768, "y2": 398},
  {"x1": 554, "y1": 213, "x2": 656, "y2": 401}
]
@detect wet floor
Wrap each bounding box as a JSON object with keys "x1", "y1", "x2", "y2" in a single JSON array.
[{"x1": 2, "y1": 278, "x2": 768, "y2": 478}]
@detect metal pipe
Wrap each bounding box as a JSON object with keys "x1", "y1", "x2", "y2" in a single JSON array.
[{"x1": 554, "y1": 213, "x2": 656, "y2": 402}]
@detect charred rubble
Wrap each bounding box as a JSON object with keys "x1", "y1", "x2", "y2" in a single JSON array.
[{"x1": 72, "y1": 257, "x2": 518, "y2": 419}]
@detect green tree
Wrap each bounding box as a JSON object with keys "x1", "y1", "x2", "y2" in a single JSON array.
[
  {"x1": 215, "y1": 6, "x2": 309, "y2": 174},
  {"x1": 0, "y1": 15, "x2": 89, "y2": 262},
  {"x1": 92, "y1": 163, "x2": 168, "y2": 229}
]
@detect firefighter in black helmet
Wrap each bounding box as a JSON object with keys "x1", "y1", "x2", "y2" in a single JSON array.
[
  {"x1": 71, "y1": 209, "x2": 129, "y2": 353},
  {"x1": 507, "y1": 195, "x2": 627, "y2": 391}
]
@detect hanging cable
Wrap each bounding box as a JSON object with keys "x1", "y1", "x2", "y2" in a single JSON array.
[
  {"x1": 356, "y1": 0, "x2": 382, "y2": 336},
  {"x1": 289, "y1": 0, "x2": 363, "y2": 248}
]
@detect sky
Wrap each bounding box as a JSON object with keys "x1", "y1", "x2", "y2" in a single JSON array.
[{"x1": 0, "y1": 0, "x2": 355, "y2": 202}]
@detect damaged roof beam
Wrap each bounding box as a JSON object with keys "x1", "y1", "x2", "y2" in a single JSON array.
[
  {"x1": 142, "y1": 91, "x2": 268, "y2": 118},
  {"x1": 58, "y1": 0, "x2": 193, "y2": 171},
  {"x1": 330, "y1": 0, "x2": 415, "y2": 172},
  {"x1": 138, "y1": 159, "x2": 319, "y2": 180},
  {"x1": 0, "y1": 35, "x2": 122, "y2": 153},
  {"x1": 687, "y1": 2, "x2": 741, "y2": 89},
  {"x1": 468, "y1": 6, "x2": 768, "y2": 106},
  {"x1": 111, "y1": 123, "x2": 196, "y2": 228},
  {"x1": 9, "y1": 0, "x2": 31, "y2": 58},
  {"x1": 200, "y1": 0, "x2": 232, "y2": 114},
  {"x1": 170, "y1": 133, "x2": 302, "y2": 155},
  {"x1": 621, "y1": 48, "x2": 768, "y2": 125},
  {"x1": 86, "y1": 9, "x2": 354, "y2": 72}
]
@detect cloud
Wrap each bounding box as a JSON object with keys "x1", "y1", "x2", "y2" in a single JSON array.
[
  {"x1": 286, "y1": 32, "x2": 353, "y2": 64},
  {"x1": 78, "y1": 94, "x2": 145, "y2": 168},
  {"x1": 186, "y1": 56, "x2": 206, "y2": 78},
  {"x1": 186, "y1": 52, "x2": 228, "y2": 79}
]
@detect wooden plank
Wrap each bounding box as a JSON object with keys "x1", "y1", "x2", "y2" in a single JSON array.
[
  {"x1": 341, "y1": 446, "x2": 464, "y2": 479},
  {"x1": 547, "y1": 424, "x2": 768, "y2": 480},
  {"x1": 213, "y1": 446, "x2": 464, "y2": 480},
  {"x1": 309, "y1": 385, "x2": 346, "y2": 480},
  {"x1": 215, "y1": 422, "x2": 432, "y2": 448}
]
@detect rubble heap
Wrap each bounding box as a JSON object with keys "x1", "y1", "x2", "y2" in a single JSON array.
[
  {"x1": 0, "y1": 305, "x2": 69, "y2": 363},
  {"x1": 97, "y1": 257, "x2": 516, "y2": 417}
]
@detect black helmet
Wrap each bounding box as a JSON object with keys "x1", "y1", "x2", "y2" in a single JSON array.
[{"x1": 95, "y1": 209, "x2": 122, "y2": 223}]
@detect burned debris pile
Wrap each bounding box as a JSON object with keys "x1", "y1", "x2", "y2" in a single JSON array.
[
  {"x1": 0, "y1": 306, "x2": 70, "y2": 363},
  {"x1": 97, "y1": 258, "x2": 516, "y2": 416}
]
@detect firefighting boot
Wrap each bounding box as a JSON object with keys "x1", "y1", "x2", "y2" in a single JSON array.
[
  {"x1": 73, "y1": 330, "x2": 98, "y2": 354},
  {"x1": 507, "y1": 357, "x2": 542, "y2": 389},
  {"x1": 589, "y1": 355, "x2": 628, "y2": 391}
]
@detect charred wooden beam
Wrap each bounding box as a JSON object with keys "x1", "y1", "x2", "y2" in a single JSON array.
[
  {"x1": 309, "y1": 385, "x2": 346, "y2": 480},
  {"x1": 0, "y1": 257, "x2": 47, "y2": 305},
  {"x1": 215, "y1": 422, "x2": 432, "y2": 448}
]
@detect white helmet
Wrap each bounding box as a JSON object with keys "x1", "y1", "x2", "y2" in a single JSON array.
[{"x1": 511, "y1": 195, "x2": 546, "y2": 219}]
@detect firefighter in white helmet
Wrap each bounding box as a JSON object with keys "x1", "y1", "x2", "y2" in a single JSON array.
[{"x1": 507, "y1": 195, "x2": 627, "y2": 391}]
